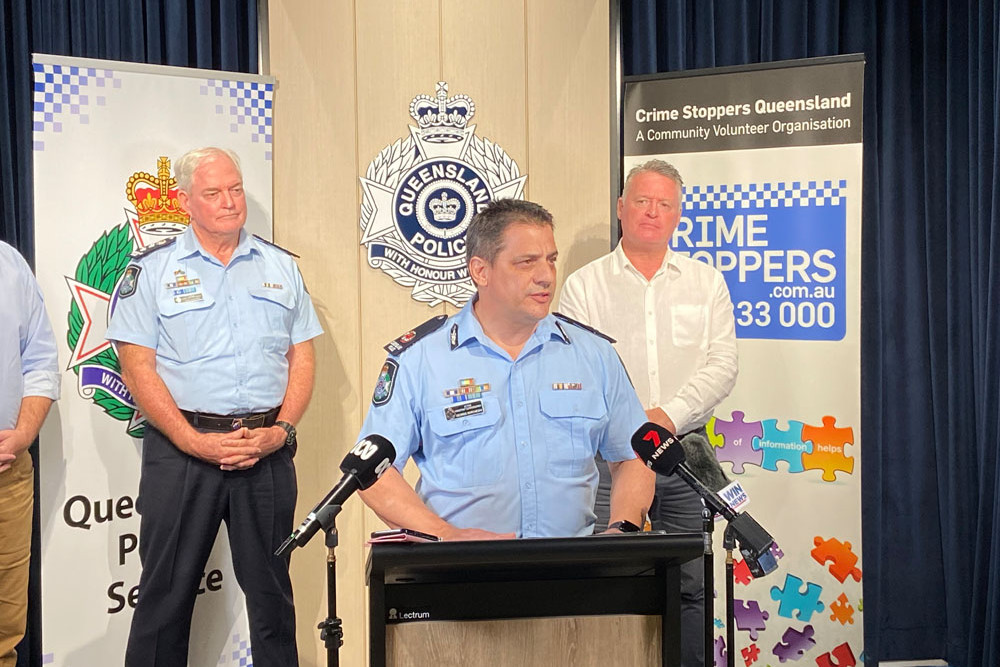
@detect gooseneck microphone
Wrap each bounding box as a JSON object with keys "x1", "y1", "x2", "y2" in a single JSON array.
[
  {"x1": 275, "y1": 434, "x2": 396, "y2": 557},
  {"x1": 631, "y1": 422, "x2": 777, "y2": 577}
]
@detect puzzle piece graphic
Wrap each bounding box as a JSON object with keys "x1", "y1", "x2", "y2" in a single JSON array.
[
  {"x1": 734, "y1": 599, "x2": 770, "y2": 640},
  {"x1": 742, "y1": 643, "x2": 761, "y2": 666},
  {"x1": 754, "y1": 420, "x2": 812, "y2": 472},
  {"x1": 706, "y1": 416, "x2": 725, "y2": 448},
  {"x1": 857, "y1": 598, "x2": 863, "y2": 612},
  {"x1": 816, "y1": 642, "x2": 856, "y2": 667},
  {"x1": 771, "y1": 541, "x2": 784, "y2": 560},
  {"x1": 715, "y1": 635, "x2": 728, "y2": 667},
  {"x1": 801, "y1": 416, "x2": 855, "y2": 482},
  {"x1": 770, "y1": 573, "x2": 825, "y2": 622},
  {"x1": 829, "y1": 592, "x2": 855, "y2": 624},
  {"x1": 714, "y1": 410, "x2": 764, "y2": 473},
  {"x1": 811, "y1": 536, "x2": 863, "y2": 583},
  {"x1": 714, "y1": 617, "x2": 725, "y2": 628},
  {"x1": 772, "y1": 624, "x2": 815, "y2": 662},
  {"x1": 734, "y1": 557, "x2": 754, "y2": 585}
]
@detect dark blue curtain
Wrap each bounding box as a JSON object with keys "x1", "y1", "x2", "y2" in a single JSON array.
[
  {"x1": 621, "y1": 1, "x2": 999, "y2": 666},
  {"x1": 0, "y1": 2, "x2": 258, "y2": 665}
]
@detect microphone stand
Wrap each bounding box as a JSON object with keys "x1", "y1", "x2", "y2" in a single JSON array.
[
  {"x1": 723, "y1": 523, "x2": 737, "y2": 667},
  {"x1": 312, "y1": 503, "x2": 344, "y2": 667},
  {"x1": 702, "y1": 503, "x2": 715, "y2": 667}
]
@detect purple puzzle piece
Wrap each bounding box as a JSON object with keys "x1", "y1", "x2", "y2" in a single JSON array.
[
  {"x1": 714, "y1": 410, "x2": 764, "y2": 473},
  {"x1": 733, "y1": 598, "x2": 769, "y2": 640},
  {"x1": 714, "y1": 635, "x2": 727, "y2": 667},
  {"x1": 772, "y1": 624, "x2": 816, "y2": 662},
  {"x1": 754, "y1": 420, "x2": 813, "y2": 473},
  {"x1": 770, "y1": 573, "x2": 825, "y2": 622}
]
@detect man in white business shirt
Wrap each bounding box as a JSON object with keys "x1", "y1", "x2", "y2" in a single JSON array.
[{"x1": 558, "y1": 159, "x2": 738, "y2": 667}]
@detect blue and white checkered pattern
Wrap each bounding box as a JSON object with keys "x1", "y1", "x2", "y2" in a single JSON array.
[
  {"x1": 225, "y1": 632, "x2": 253, "y2": 666},
  {"x1": 684, "y1": 180, "x2": 848, "y2": 209},
  {"x1": 32, "y1": 63, "x2": 121, "y2": 151},
  {"x1": 201, "y1": 79, "x2": 274, "y2": 161}
]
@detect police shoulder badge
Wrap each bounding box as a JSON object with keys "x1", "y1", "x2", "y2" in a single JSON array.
[
  {"x1": 253, "y1": 234, "x2": 300, "y2": 258},
  {"x1": 372, "y1": 358, "x2": 399, "y2": 406},
  {"x1": 384, "y1": 314, "x2": 448, "y2": 356},
  {"x1": 117, "y1": 265, "x2": 141, "y2": 299},
  {"x1": 360, "y1": 82, "x2": 527, "y2": 307},
  {"x1": 553, "y1": 312, "x2": 618, "y2": 344},
  {"x1": 129, "y1": 235, "x2": 176, "y2": 259}
]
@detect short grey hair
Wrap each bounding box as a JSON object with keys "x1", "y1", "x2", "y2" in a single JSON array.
[
  {"x1": 174, "y1": 147, "x2": 243, "y2": 192},
  {"x1": 465, "y1": 198, "x2": 554, "y2": 267},
  {"x1": 622, "y1": 159, "x2": 684, "y2": 197}
]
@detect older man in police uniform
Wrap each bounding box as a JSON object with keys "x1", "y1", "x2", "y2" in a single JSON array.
[
  {"x1": 357, "y1": 198, "x2": 654, "y2": 540},
  {"x1": 107, "y1": 147, "x2": 323, "y2": 666}
]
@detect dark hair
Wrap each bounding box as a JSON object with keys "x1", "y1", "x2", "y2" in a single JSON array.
[{"x1": 465, "y1": 198, "x2": 554, "y2": 265}]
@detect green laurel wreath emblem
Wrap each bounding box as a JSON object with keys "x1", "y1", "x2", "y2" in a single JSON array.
[{"x1": 66, "y1": 223, "x2": 145, "y2": 437}]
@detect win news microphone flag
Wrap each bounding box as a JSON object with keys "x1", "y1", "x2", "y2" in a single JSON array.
[
  {"x1": 631, "y1": 422, "x2": 778, "y2": 577},
  {"x1": 276, "y1": 434, "x2": 396, "y2": 556}
]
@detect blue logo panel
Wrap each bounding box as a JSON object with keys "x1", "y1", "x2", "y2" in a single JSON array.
[{"x1": 672, "y1": 180, "x2": 847, "y2": 341}]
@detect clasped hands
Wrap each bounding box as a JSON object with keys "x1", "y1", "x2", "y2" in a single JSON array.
[{"x1": 186, "y1": 425, "x2": 287, "y2": 470}]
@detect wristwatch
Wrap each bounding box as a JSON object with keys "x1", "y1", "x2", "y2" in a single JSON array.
[
  {"x1": 608, "y1": 519, "x2": 642, "y2": 533},
  {"x1": 275, "y1": 420, "x2": 296, "y2": 450}
]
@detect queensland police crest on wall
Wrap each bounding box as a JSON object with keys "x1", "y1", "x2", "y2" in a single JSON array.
[{"x1": 359, "y1": 82, "x2": 526, "y2": 306}]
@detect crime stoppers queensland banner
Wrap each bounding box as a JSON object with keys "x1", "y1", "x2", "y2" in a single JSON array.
[
  {"x1": 624, "y1": 56, "x2": 864, "y2": 665},
  {"x1": 32, "y1": 54, "x2": 274, "y2": 666}
]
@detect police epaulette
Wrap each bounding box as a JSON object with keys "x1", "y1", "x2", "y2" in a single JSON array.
[
  {"x1": 253, "y1": 234, "x2": 300, "y2": 258},
  {"x1": 129, "y1": 237, "x2": 176, "y2": 259},
  {"x1": 384, "y1": 315, "x2": 448, "y2": 356},
  {"x1": 552, "y1": 312, "x2": 617, "y2": 344}
]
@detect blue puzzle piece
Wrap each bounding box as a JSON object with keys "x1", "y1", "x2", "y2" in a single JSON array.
[
  {"x1": 753, "y1": 420, "x2": 812, "y2": 472},
  {"x1": 770, "y1": 573, "x2": 825, "y2": 622}
]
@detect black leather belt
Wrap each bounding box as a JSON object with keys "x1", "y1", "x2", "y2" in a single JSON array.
[{"x1": 180, "y1": 407, "x2": 280, "y2": 432}]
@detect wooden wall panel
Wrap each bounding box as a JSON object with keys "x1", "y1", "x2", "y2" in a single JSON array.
[
  {"x1": 267, "y1": 1, "x2": 364, "y2": 663},
  {"x1": 526, "y1": 0, "x2": 614, "y2": 280},
  {"x1": 268, "y1": 2, "x2": 614, "y2": 664}
]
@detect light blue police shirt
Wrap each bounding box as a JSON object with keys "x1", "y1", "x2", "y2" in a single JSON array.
[
  {"x1": 105, "y1": 227, "x2": 323, "y2": 414},
  {"x1": 359, "y1": 299, "x2": 647, "y2": 538},
  {"x1": 0, "y1": 242, "x2": 61, "y2": 430}
]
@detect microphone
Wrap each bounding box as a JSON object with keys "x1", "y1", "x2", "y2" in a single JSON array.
[
  {"x1": 679, "y1": 431, "x2": 730, "y2": 492},
  {"x1": 680, "y1": 431, "x2": 751, "y2": 515},
  {"x1": 275, "y1": 434, "x2": 396, "y2": 557},
  {"x1": 632, "y1": 422, "x2": 777, "y2": 577}
]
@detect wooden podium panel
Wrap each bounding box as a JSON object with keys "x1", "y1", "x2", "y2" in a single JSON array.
[
  {"x1": 388, "y1": 616, "x2": 661, "y2": 666},
  {"x1": 366, "y1": 533, "x2": 701, "y2": 667}
]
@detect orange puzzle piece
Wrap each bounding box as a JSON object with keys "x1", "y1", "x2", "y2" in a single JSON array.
[{"x1": 802, "y1": 415, "x2": 855, "y2": 482}]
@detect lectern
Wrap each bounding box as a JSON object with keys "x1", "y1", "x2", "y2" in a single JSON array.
[{"x1": 366, "y1": 532, "x2": 702, "y2": 667}]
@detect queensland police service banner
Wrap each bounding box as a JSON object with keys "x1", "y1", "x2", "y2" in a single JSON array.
[
  {"x1": 32, "y1": 54, "x2": 274, "y2": 666},
  {"x1": 623, "y1": 56, "x2": 864, "y2": 665}
]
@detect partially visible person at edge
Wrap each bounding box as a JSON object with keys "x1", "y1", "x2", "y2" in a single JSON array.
[
  {"x1": 559, "y1": 159, "x2": 738, "y2": 667},
  {"x1": 106, "y1": 147, "x2": 323, "y2": 666},
  {"x1": 356, "y1": 198, "x2": 655, "y2": 540},
  {"x1": 0, "y1": 241, "x2": 60, "y2": 667}
]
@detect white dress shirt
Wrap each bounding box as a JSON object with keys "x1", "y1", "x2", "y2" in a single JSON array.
[{"x1": 558, "y1": 242, "x2": 738, "y2": 435}]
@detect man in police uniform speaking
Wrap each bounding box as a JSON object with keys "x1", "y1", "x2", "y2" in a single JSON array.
[
  {"x1": 106, "y1": 147, "x2": 323, "y2": 666},
  {"x1": 357, "y1": 199, "x2": 653, "y2": 540}
]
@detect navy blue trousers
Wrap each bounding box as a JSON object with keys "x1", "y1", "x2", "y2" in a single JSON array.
[{"x1": 124, "y1": 425, "x2": 298, "y2": 667}]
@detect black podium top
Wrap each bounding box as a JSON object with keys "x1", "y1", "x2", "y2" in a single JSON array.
[{"x1": 367, "y1": 531, "x2": 702, "y2": 586}]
